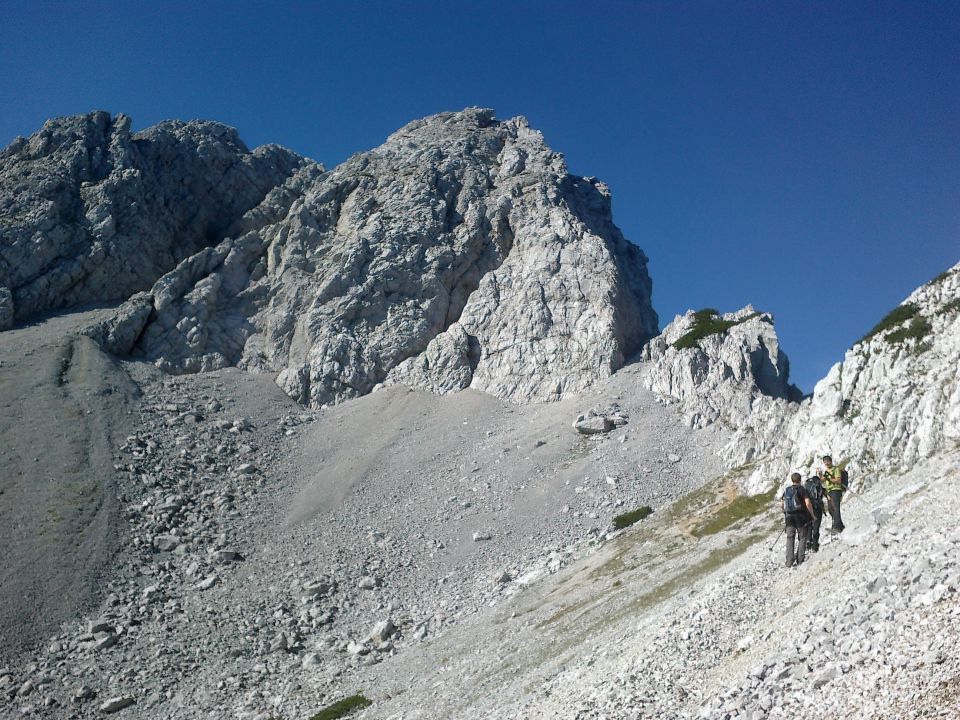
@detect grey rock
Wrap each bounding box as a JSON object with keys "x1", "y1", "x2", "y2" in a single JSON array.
[
  {"x1": 269, "y1": 633, "x2": 289, "y2": 653},
  {"x1": 0, "y1": 111, "x2": 306, "y2": 326},
  {"x1": 73, "y1": 685, "x2": 96, "y2": 702},
  {"x1": 723, "y1": 263, "x2": 960, "y2": 495},
  {"x1": 574, "y1": 413, "x2": 613, "y2": 435},
  {"x1": 93, "y1": 633, "x2": 118, "y2": 652},
  {"x1": 91, "y1": 108, "x2": 656, "y2": 406},
  {"x1": 358, "y1": 576, "x2": 380, "y2": 590},
  {"x1": 152, "y1": 535, "x2": 180, "y2": 552},
  {"x1": 0, "y1": 286, "x2": 13, "y2": 330},
  {"x1": 369, "y1": 619, "x2": 396, "y2": 644},
  {"x1": 812, "y1": 664, "x2": 840, "y2": 689},
  {"x1": 346, "y1": 641, "x2": 368, "y2": 656},
  {"x1": 99, "y1": 696, "x2": 135, "y2": 713},
  {"x1": 642, "y1": 306, "x2": 801, "y2": 432},
  {"x1": 195, "y1": 574, "x2": 218, "y2": 590}
]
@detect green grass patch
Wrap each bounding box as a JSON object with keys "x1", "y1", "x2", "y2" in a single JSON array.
[
  {"x1": 939, "y1": 298, "x2": 960, "y2": 316},
  {"x1": 673, "y1": 309, "x2": 762, "y2": 350},
  {"x1": 884, "y1": 315, "x2": 932, "y2": 344},
  {"x1": 931, "y1": 267, "x2": 957, "y2": 285},
  {"x1": 858, "y1": 302, "x2": 918, "y2": 344},
  {"x1": 690, "y1": 484, "x2": 776, "y2": 537},
  {"x1": 309, "y1": 695, "x2": 372, "y2": 720},
  {"x1": 612, "y1": 505, "x2": 653, "y2": 530}
]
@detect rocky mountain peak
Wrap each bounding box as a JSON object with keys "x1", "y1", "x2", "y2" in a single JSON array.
[
  {"x1": 82, "y1": 108, "x2": 658, "y2": 407},
  {"x1": 0, "y1": 111, "x2": 307, "y2": 329},
  {"x1": 641, "y1": 305, "x2": 801, "y2": 429}
]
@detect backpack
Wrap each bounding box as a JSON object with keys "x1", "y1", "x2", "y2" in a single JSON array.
[
  {"x1": 783, "y1": 485, "x2": 805, "y2": 514},
  {"x1": 840, "y1": 469, "x2": 850, "y2": 492},
  {"x1": 804, "y1": 476, "x2": 824, "y2": 507}
]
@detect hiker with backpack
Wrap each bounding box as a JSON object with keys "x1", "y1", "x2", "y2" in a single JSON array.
[
  {"x1": 820, "y1": 455, "x2": 846, "y2": 533},
  {"x1": 804, "y1": 474, "x2": 825, "y2": 552},
  {"x1": 781, "y1": 472, "x2": 816, "y2": 567}
]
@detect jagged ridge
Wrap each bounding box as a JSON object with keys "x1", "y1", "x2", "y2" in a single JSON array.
[
  {"x1": 0, "y1": 112, "x2": 307, "y2": 327},
  {"x1": 84, "y1": 108, "x2": 658, "y2": 407}
]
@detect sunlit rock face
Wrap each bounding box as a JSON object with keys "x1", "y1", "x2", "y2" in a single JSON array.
[{"x1": 85, "y1": 108, "x2": 658, "y2": 407}]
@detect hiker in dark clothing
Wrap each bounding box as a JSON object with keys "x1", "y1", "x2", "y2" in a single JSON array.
[
  {"x1": 820, "y1": 455, "x2": 845, "y2": 533},
  {"x1": 804, "y1": 474, "x2": 825, "y2": 552},
  {"x1": 781, "y1": 472, "x2": 815, "y2": 568}
]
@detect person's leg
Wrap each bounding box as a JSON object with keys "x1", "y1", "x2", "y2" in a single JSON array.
[
  {"x1": 797, "y1": 523, "x2": 808, "y2": 564},
  {"x1": 809, "y1": 507, "x2": 822, "y2": 549},
  {"x1": 829, "y1": 490, "x2": 844, "y2": 531},
  {"x1": 785, "y1": 521, "x2": 796, "y2": 567}
]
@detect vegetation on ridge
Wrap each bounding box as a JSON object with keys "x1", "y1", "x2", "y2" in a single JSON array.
[
  {"x1": 672, "y1": 308, "x2": 762, "y2": 351},
  {"x1": 859, "y1": 302, "x2": 919, "y2": 344},
  {"x1": 858, "y1": 301, "x2": 936, "y2": 349}
]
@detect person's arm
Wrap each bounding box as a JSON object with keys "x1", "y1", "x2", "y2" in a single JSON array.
[{"x1": 805, "y1": 497, "x2": 815, "y2": 519}]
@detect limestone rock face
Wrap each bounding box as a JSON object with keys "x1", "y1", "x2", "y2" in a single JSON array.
[
  {"x1": 725, "y1": 263, "x2": 960, "y2": 493},
  {"x1": 90, "y1": 108, "x2": 658, "y2": 407},
  {"x1": 0, "y1": 111, "x2": 306, "y2": 325},
  {"x1": 641, "y1": 306, "x2": 802, "y2": 429}
]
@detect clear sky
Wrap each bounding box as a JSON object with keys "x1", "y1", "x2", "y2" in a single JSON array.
[{"x1": 2, "y1": 1, "x2": 957, "y2": 391}]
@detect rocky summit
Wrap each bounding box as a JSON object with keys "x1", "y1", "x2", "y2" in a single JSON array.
[
  {"x1": 0, "y1": 109, "x2": 958, "y2": 720},
  {"x1": 83, "y1": 107, "x2": 657, "y2": 407}
]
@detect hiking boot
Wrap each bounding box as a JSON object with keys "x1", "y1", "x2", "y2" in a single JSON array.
[{"x1": 809, "y1": 545, "x2": 819, "y2": 553}]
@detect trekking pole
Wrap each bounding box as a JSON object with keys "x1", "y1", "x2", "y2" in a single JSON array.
[{"x1": 769, "y1": 525, "x2": 785, "y2": 551}]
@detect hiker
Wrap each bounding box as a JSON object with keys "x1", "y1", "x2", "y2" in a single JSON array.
[
  {"x1": 820, "y1": 455, "x2": 845, "y2": 533},
  {"x1": 781, "y1": 472, "x2": 815, "y2": 567},
  {"x1": 804, "y1": 474, "x2": 825, "y2": 552}
]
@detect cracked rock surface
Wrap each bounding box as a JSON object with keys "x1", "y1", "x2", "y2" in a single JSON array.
[
  {"x1": 0, "y1": 111, "x2": 306, "y2": 327},
  {"x1": 85, "y1": 107, "x2": 657, "y2": 407}
]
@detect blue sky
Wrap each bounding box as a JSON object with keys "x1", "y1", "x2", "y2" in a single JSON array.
[{"x1": 2, "y1": 1, "x2": 958, "y2": 391}]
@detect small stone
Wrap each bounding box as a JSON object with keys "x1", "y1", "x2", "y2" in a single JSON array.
[
  {"x1": 472, "y1": 531, "x2": 493, "y2": 542},
  {"x1": 812, "y1": 664, "x2": 840, "y2": 689},
  {"x1": 269, "y1": 633, "x2": 288, "y2": 653},
  {"x1": 301, "y1": 652, "x2": 322, "y2": 669},
  {"x1": 346, "y1": 641, "x2": 368, "y2": 656},
  {"x1": 211, "y1": 549, "x2": 243, "y2": 564},
  {"x1": 195, "y1": 574, "x2": 218, "y2": 590},
  {"x1": 152, "y1": 535, "x2": 180, "y2": 552},
  {"x1": 358, "y1": 576, "x2": 379, "y2": 590},
  {"x1": 93, "y1": 634, "x2": 118, "y2": 652},
  {"x1": 99, "y1": 696, "x2": 135, "y2": 713},
  {"x1": 369, "y1": 619, "x2": 396, "y2": 644},
  {"x1": 73, "y1": 685, "x2": 96, "y2": 702},
  {"x1": 88, "y1": 620, "x2": 114, "y2": 634}
]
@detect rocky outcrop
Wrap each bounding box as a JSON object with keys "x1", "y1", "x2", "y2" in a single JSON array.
[
  {"x1": 725, "y1": 263, "x2": 960, "y2": 493},
  {"x1": 0, "y1": 112, "x2": 306, "y2": 326},
  {"x1": 641, "y1": 306, "x2": 802, "y2": 429},
  {"x1": 88, "y1": 108, "x2": 658, "y2": 407}
]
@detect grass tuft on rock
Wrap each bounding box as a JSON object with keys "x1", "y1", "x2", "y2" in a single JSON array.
[
  {"x1": 938, "y1": 298, "x2": 960, "y2": 316},
  {"x1": 884, "y1": 315, "x2": 932, "y2": 345},
  {"x1": 613, "y1": 506, "x2": 653, "y2": 530},
  {"x1": 859, "y1": 303, "x2": 918, "y2": 344},
  {"x1": 309, "y1": 695, "x2": 372, "y2": 720},
  {"x1": 672, "y1": 309, "x2": 762, "y2": 350}
]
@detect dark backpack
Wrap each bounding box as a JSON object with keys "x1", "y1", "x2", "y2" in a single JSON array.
[
  {"x1": 840, "y1": 469, "x2": 850, "y2": 492},
  {"x1": 804, "y1": 476, "x2": 824, "y2": 507},
  {"x1": 783, "y1": 485, "x2": 805, "y2": 514}
]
